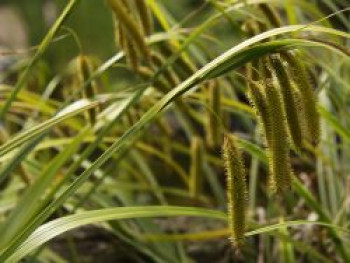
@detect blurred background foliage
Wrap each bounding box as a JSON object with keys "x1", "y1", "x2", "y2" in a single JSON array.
[
  {"x1": 1, "y1": 0, "x2": 114, "y2": 66},
  {"x1": 1, "y1": 0, "x2": 348, "y2": 72}
]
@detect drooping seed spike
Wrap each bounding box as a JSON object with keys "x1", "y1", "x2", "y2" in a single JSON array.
[
  {"x1": 269, "y1": 54, "x2": 303, "y2": 152},
  {"x1": 189, "y1": 137, "x2": 204, "y2": 198},
  {"x1": 246, "y1": 81, "x2": 272, "y2": 147},
  {"x1": 265, "y1": 81, "x2": 292, "y2": 193},
  {"x1": 222, "y1": 134, "x2": 247, "y2": 247},
  {"x1": 108, "y1": 0, "x2": 150, "y2": 60},
  {"x1": 206, "y1": 80, "x2": 222, "y2": 149},
  {"x1": 111, "y1": 2, "x2": 141, "y2": 70},
  {"x1": 280, "y1": 50, "x2": 320, "y2": 145},
  {"x1": 134, "y1": 0, "x2": 153, "y2": 36}
]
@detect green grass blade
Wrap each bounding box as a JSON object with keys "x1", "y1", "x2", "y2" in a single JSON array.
[
  {"x1": 0, "y1": 127, "x2": 90, "y2": 251},
  {"x1": 7, "y1": 206, "x2": 226, "y2": 262},
  {"x1": 0, "y1": 99, "x2": 102, "y2": 158}
]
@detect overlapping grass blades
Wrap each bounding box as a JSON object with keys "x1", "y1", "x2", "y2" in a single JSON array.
[
  {"x1": 0, "y1": 24, "x2": 349, "y2": 260},
  {"x1": 1, "y1": 0, "x2": 350, "y2": 261}
]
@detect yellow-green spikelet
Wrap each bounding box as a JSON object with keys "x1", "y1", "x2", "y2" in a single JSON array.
[
  {"x1": 222, "y1": 134, "x2": 247, "y2": 247},
  {"x1": 112, "y1": 3, "x2": 140, "y2": 71},
  {"x1": 265, "y1": 81, "x2": 292, "y2": 193},
  {"x1": 269, "y1": 54, "x2": 303, "y2": 151},
  {"x1": 247, "y1": 81, "x2": 272, "y2": 147},
  {"x1": 189, "y1": 137, "x2": 203, "y2": 198},
  {"x1": 108, "y1": 0, "x2": 150, "y2": 60},
  {"x1": 281, "y1": 51, "x2": 320, "y2": 145}
]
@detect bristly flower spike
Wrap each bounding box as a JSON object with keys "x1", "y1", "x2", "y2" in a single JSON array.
[
  {"x1": 265, "y1": 80, "x2": 293, "y2": 193},
  {"x1": 280, "y1": 50, "x2": 320, "y2": 146},
  {"x1": 246, "y1": 81, "x2": 272, "y2": 147},
  {"x1": 269, "y1": 54, "x2": 304, "y2": 152},
  {"x1": 222, "y1": 134, "x2": 247, "y2": 248}
]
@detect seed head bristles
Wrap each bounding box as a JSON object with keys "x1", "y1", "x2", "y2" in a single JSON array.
[
  {"x1": 222, "y1": 134, "x2": 247, "y2": 248},
  {"x1": 189, "y1": 137, "x2": 204, "y2": 198},
  {"x1": 246, "y1": 81, "x2": 272, "y2": 147},
  {"x1": 258, "y1": 3, "x2": 282, "y2": 28},
  {"x1": 265, "y1": 80, "x2": 292, "y2": 193},
  {"x1": 77, "y1": 55, "x2": 100, "y2": 126},
  {"x1": 134, "y1": 0, "x2": 153, "y2": 36},
  {"x1": 108, "y1": 0, "x2": 150, "y2": 61},
  {"x1": 206, "y1": 80, "x2": 222, "y2": 149},
  {"x1": 280, "y1": 51, "x2": 320, "y2": 145},
  {"x1": 269, "y1": 54, "x2": 303, "y2": 152},
  {"x1": 150, "y1": 52, "x2": 180, "y2": 87}
]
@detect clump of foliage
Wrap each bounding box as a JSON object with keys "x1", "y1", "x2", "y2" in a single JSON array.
[{"x1": 0, "y1": 0, "x2": 349, "y2": 262}]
